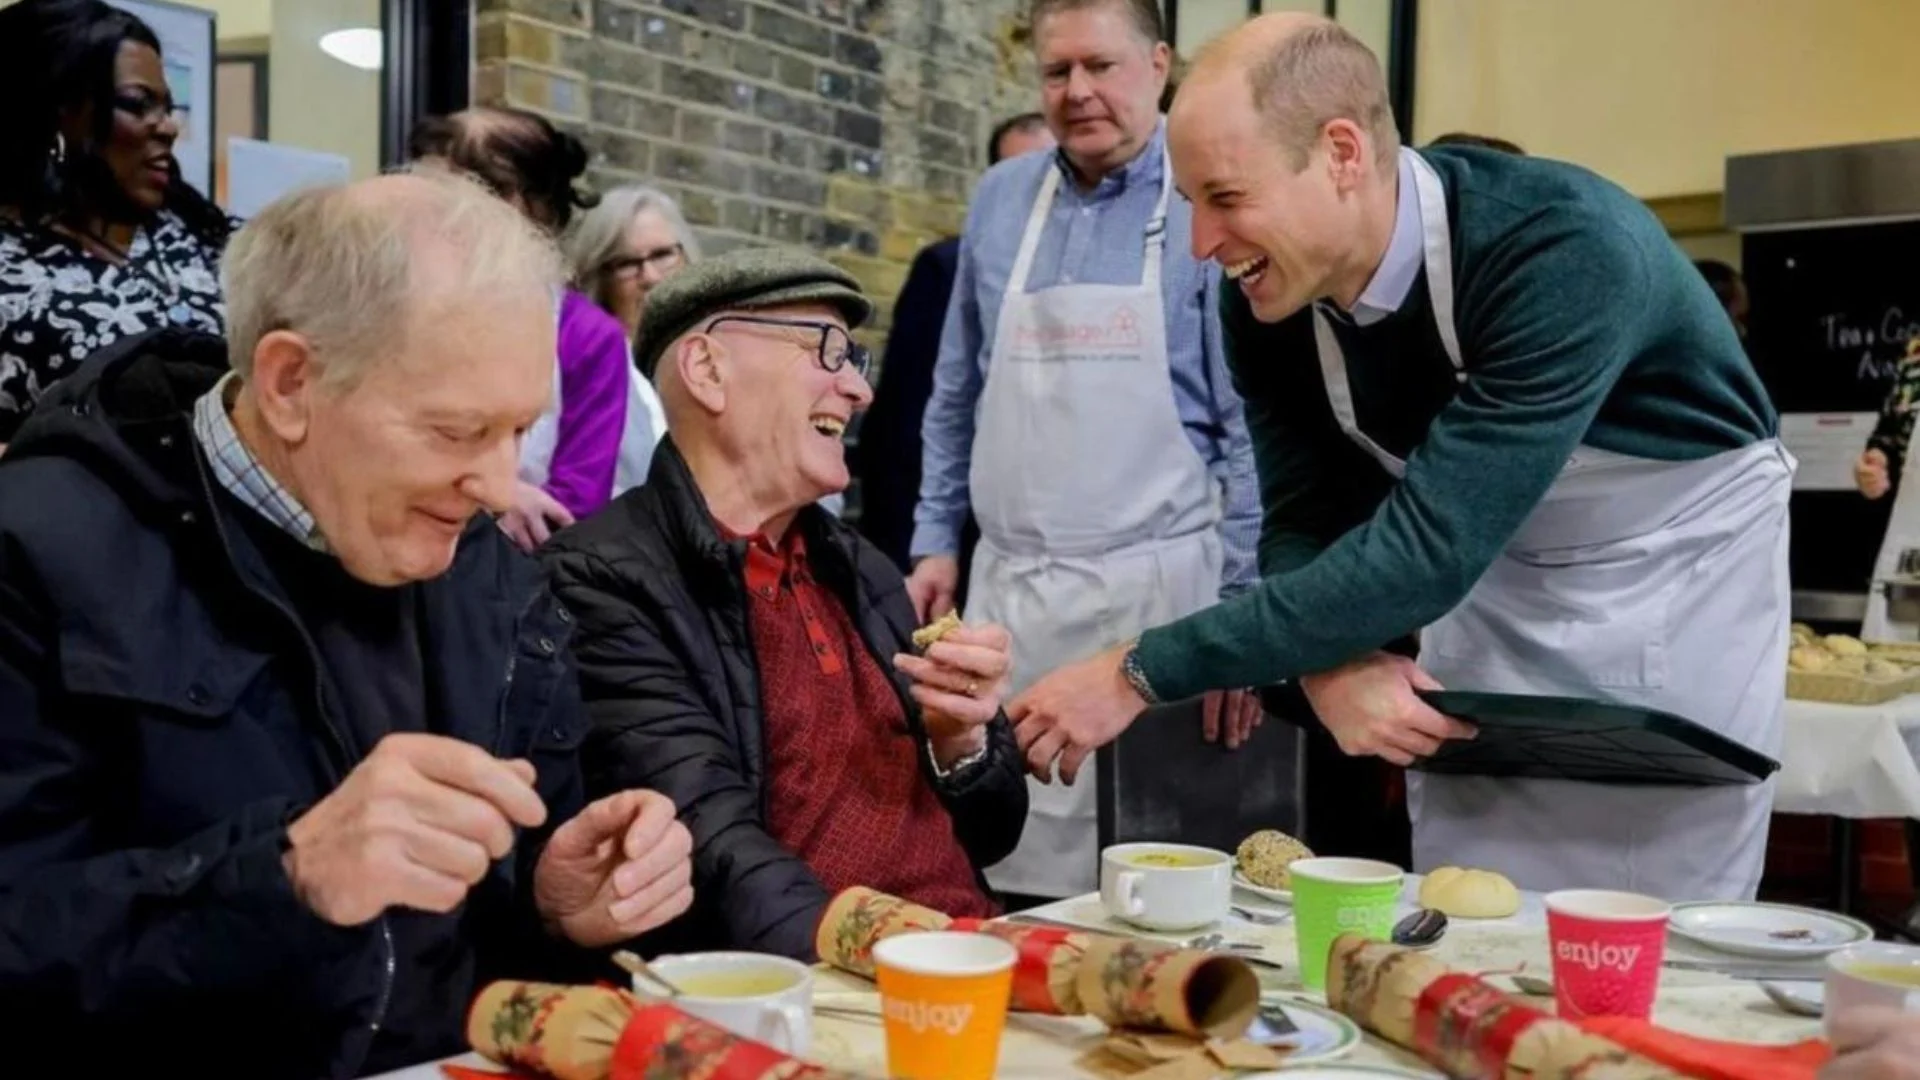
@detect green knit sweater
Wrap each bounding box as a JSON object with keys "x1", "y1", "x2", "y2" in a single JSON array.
[{"x1": 1134, "y1": 146, "x2": 1777, "y2": 700}]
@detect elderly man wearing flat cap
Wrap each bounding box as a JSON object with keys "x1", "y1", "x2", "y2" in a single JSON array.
[{"x1": 542, "y1": 249, "x2": 1029, "y2": 958}]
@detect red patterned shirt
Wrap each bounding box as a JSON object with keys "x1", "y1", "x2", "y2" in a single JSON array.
[{"x1": 731, "y1": 525, "x2": 993, "y2": 918}]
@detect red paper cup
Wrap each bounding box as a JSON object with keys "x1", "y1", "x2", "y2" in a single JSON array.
[{"x1": 1544, "y1": 889, "x2": 1671, "y2": 1020}]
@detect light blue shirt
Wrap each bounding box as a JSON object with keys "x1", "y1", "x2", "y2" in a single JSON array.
[
  {"x1": 1346, "y1": 151, "x2": 1423, "y2": 327},
  {"x1": 911, "y1": 123, "x2": 1261, "y2": 592}
]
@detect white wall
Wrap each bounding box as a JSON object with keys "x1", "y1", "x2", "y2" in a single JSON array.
[
  {"x1": 1415, "y1": 0, "x2": 1920, "y2": 198},
  {"x1": 268, "y1": 0, "x2": 381, "y2": 179}
]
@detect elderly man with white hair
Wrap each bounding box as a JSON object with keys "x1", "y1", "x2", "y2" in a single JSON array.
[
  {"x1": 544, "y1": 248, "x2": 1029, "y2": 960},
  {"x1": 0, "y1": 172, "x2": 693, "y2": 1078}
]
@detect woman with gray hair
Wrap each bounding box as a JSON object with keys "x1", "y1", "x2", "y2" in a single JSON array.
[
  {"x1": 565, "y1": 185, "x2": 699, "y2": 491},
  {"x1": 566, "y1": 184, "x2": 700, "y2": 341}
]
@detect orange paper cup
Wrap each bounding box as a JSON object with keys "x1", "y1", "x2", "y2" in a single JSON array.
[{"x1": 873, "y1": 931, "x2": 1017, "y2": 1080}]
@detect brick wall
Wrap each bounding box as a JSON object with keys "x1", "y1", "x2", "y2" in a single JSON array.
[{"x1": 473, "y1": 0, "x2": 1041, "y2": 366}]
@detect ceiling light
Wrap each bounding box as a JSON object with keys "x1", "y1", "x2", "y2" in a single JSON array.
[{"x1": 319, "y1": 28, "x2": 383, "y2": 71}]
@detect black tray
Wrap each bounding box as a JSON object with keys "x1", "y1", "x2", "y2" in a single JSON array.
[{"x1": 1411, "y1": 690, "x2": 1780, "y2": 787}]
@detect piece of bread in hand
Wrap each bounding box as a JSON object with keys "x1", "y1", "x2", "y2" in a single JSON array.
[{"x1": 911, "y1": 610, "x2": 962, "y2": 652}]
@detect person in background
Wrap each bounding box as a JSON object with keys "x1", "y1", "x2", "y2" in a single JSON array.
[
  {"x1": 565, "y1": 184, "x2": 702, "y2": 491},
  {"x1": 0, "y1": 172, "x2": 692, "y2": 1078},
  {"x1": 1015, "y1": 13, "x2": 1789, "y2": 902},
  {"x1": 1694, "y1": 258, "x2": 1748, "y2": 343},
  {"x1": 1821, "y1": 1008, "x2": 1920, "y2": 1080},
  {"x1": 0, "y1": 0, "x2": 234, "y2": 448},
  {"x1": 853, "y1": 112, "x2": 1054, "y2": 582},
  {"x1": 567, "y1": 184, "x2": 702, "y2": 343},
  {"x1": 1426, "y1": 131, "x2": 1525, "y2": 154},
  {"x1": 907, "y1": 0, "x2": 1265, "y2": 904},
  {"x1": 544, "y1": 250, "x2": 1028, "y2": 959},
  {"x1": 409, "y1": 107, "x2": 634, "y2": 548},
  {"x1": 1857, "y1": 337, "x2": 1920, "y2": 501}
]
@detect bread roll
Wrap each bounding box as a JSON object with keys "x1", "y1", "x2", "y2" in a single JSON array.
[
  {"x1": 1830, "y1": 654, "x2": 1869, "y2": 676},
  {"x1": 1867, "y1": 657, "x2": 1906, "y2": 679},
  {"x1": 1236, "y1": 829, "x2": 1312, "y2": 889},
  {"x1": 1418, "y1": 867, "x2": 1520, "y2": 919},
  {"x1": 911, "y1": 611, "x2": 962, "y2": 651},
  {"x1": 1825, "y1": 634, "x2": 1869, "y2": 657},
  {"x1": 1788, "y1": 645, "x2": 1834, "y2": 672}
]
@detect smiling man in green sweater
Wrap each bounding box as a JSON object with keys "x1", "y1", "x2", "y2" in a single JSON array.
[{"x1": 1010, "y1": 12, "x2": 1792, "y2": 901}]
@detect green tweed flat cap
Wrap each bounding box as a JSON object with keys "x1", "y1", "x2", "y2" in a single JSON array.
[{"x1": 636, "y1": 247, "x2": 874, "y2": 378}]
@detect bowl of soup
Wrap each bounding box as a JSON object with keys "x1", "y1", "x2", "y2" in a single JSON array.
[
  {"x1": 1824, "y1": 941, "x2": 1920, "y2": 1036},
  {"x1": 1099, "y1": 843, "x2": 1232, "y2": 930},
  {"x1": 642, "y1": 951, "x2": 814, "y2": 1055}
]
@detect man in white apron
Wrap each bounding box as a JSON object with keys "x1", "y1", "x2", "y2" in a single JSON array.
[
  {"x1": 907, "y1": 0, "x2": 1265, "y2": 901},
  {"x1": 1011, "y1": 13, "x2": 1792, "y2": 901}
]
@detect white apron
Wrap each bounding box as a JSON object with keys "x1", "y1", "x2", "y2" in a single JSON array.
[
  {"x1": 1316, "y1": 150, "x2": 1794, "y2": 902},
  {"x1": 1861, "y1": 436, "x2": 1920, "y2": 641},
  {"x1": 971, "y1": 150, "x2": 1224, "y2": 899}
]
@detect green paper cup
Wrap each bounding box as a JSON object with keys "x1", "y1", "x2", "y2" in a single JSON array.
[{"x1": 1290, "y1": 857, "x2": 1405, "y2": 991}]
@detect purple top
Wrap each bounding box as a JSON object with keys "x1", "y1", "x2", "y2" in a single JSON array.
[{"x1": 549, "y1": 289, "x2": 631, "y2": 519}]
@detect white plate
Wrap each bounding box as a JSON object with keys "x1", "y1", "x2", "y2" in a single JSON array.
[
  {"x1": 1245, "y1": 999, "x2": 1363, "y2": 1064},
  {"x1": 1667, "y1": 901, "x2": 1873, "y2": 959},
  {"x1": 1241, "y1": 1064, "x2": 1442, "y2": 1080},
  {"x1": 1234, "y1": 870, "x2": 1294, "y2": 904}
]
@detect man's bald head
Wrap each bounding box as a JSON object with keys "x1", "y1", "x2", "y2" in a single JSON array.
[
  {"x1": 222, "y1": 169, "x2": 563, "y2": 388},
  {"x1": 1177, "y1": 12, "x2": 1397, "y2": 171}
]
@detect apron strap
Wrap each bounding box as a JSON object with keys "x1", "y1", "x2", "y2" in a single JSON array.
[
  {"x1": 1010, "y1": 142, "x2": 1176, "y2": 296},
  {"x1": 1007, "y1": 167, "x2": 1061, "y2": 295},
  {"x1": 1141, "y1": 146, "x2": 1173, "y2": 290},
  {"x1": 1407, "y1": 149, "x2": 1466, "y2": 384}
]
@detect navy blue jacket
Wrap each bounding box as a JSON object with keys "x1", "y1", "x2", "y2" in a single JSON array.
[{"x1": 0, "y1": 330, "x2": 599, "y2": 1078}]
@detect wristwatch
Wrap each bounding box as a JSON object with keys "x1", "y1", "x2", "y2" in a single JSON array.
[
  {"x1": 929, "y1": 742, "x2": 988, "y2": 778},
  {"x1": 1119, "y1": 639, "x2": 1161, "y2": 706}
]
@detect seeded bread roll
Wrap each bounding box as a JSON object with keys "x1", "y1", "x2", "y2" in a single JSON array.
[{"x1": 1236, "y1": 829, "x2": 1312, "y2": 889}]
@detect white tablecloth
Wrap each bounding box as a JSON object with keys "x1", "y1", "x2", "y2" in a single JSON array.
[
  {"x1": 1778, "y1": 695, "x2": 1920, "y2": 818},
  {"x1": 368, "y1": 880, "x2": 1822, "y2": 1079}
]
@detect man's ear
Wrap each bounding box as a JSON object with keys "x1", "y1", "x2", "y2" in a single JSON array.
[
  {"x1": 248, "y1": 330, "x2": 321, "y2": 444},
  {"x1": 673, "y1": 332, "x2": 728, "y2": 416}
]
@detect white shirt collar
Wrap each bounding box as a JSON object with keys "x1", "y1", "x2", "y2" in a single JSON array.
[{"x1": 1347, "y1": 150, "x2": 1423, "y2": 327}]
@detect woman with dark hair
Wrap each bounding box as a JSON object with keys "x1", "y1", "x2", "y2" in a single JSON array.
[
  {"x1": 0, "y1": 0, "x2": 233, "y2": 445},
  {"x1": 410, "y1": 107, "x2": 639, "y2": 548}
]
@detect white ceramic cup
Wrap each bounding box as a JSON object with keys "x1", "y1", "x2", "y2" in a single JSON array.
[
  {"x1": 1099, "y1": 842, "x2": 1232, "y2": 931},
  {"x1": 637, "y1": 951, "x2": 814, "y2": 1056},
  {"x1": 1825, "y1": 942, "x2": 1920, "y2": 1038}
]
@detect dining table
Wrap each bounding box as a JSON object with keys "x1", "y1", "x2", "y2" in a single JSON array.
[{"x1": 365, "y1": 875, "x2": 1831, "y2": 1079}]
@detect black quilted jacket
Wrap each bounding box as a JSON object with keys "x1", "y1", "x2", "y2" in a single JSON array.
[{"x1": 541, "y1": 441, "x2": 1027, "y2": 960}]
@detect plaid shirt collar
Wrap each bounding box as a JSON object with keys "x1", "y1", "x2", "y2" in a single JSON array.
[{"x1": 190, "y1": 373, "x2": 329, "y2": 552}]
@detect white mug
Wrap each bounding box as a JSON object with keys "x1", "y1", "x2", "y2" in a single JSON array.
[
  {"x1": 1825, "y1": 942, "x2": 1920, "y2": 1038},
  {"x1": 1099, "y1": 842, "x2": 1232, "y2": 931},
  {"x1": 638, "y1": 951, "x2": 814, "y2": 1056}
]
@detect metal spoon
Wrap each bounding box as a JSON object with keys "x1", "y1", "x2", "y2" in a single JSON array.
[
  {"x1": 1232, "y1": 905, "x2": 1293, "y2": 925},
  {"x1": 1510, "y1": 974, "x2": 1555, "y2": 997},
  {"x1": 1760, "y1": 981, "x2": 1824, "y2": 1018},
  {"x1": 1392, "y1": 908, "x2": 1448, "y2": 949},
  {"x1": 612, "y1": 949, "x2": 684, "y2": 997}
]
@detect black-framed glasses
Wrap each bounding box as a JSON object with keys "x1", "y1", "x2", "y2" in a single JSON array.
[
  {"x1": 601, "y1": 243, "x2": 685, "y2": 280},
  {"x1": 113, "y1": 87, "x2": 184, "y2": 127},
  {"x1": 704, "y1": 314, "x2": 871, "y2": 377}
]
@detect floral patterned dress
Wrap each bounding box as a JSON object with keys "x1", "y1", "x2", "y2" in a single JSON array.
[{"x1": 0, "y1": 211, "x2": 227, "y2": 440}]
